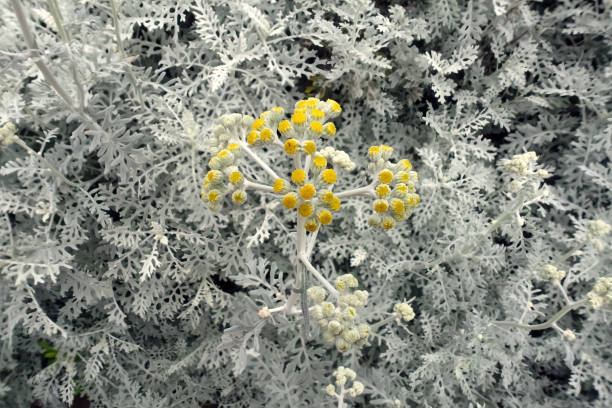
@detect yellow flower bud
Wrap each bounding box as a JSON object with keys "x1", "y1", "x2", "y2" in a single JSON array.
[
  {"x1": 313, "y1": 155, "x2": 327, "y2": 168},
  {"x1": 284, "y1": 139, "x2": 299, "y2": 154},
  {"x1": 252, "y1": 118, "x2": 265, "y2": 130},
  {"x1": 282, "y1": 193, "x2": 298, "y2": 209},
  {"x1": 278, "y1": 120, "x2": 291, "y2": 134},
  {"x1": 318, "y1": 210, "x2": 333, "y2": 225},
  {"x1": 303, "y1": 140, "x2": 317, "y2": 155},
  {"x1": 298, "y1": 202, "x2": 313, "y2": 217},
  {"x1": 273, "y1": 178, "x2": 286, "y2": 193},
  {"x1": 229, "y1": 171, "x2": 243, "y2": 184},
  {"x1": 292, "y1": 111, "x2": 307, "y2": 125},
  {"x1": 260, "y1": 128, "x2": 273, "y2": 142},
  {"x1": 373, "y1": 199, "x2": 389, "y2": 213},
  {"x1": 299, "y1": 184, "x2": 316, "y2": 200},
  {"x1": 291, "y1": 169, "x2": 307, "y2": 184},
  {"x1": 323, "y1": 123, "x2": 336, "y2": 136},
  {"x1": 321, "y1": 169, "x2": 337, "y2": 184},
  {"x1": 378, "y1": 169, "x2": 393, "y2": 184},
  {"x1": 305, "y1": 218, "x2": 319, "y2": 232}
]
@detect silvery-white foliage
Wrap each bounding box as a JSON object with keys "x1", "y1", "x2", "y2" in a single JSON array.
[{"x1": 0, "y1": 0, "x2": 611, "y2": 407}]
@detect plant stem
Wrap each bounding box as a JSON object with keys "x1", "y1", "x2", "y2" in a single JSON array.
[
  {"x1": 244, "y1": 179, "x2": 274, "y2": 193},
  {"x1": 299, "y1": 254, "x2": 339, "y2": 297},
  {"x1": 46, "y1": 0, "x2": 85, "y2": 110},
  {"x1": 493, "y1": 299, "x2": 587, "y2": 331},
  {"x1": 335, "y1": 184, "x2": 376, "y2": 199},
  {"x1": 239, "y1": 142, "x2": 281, "y2": 181},
  {"x1": 11, "y1": 0, "x2": 75, "y2": 110},
  {"x1": 370, "y1": 315, "x2": 397, "y2": 331},
  {"x1": 11, "y1": 137, "x2": 101, "y2": 214},
  {"x1": 109, "y1": 0, "x2": 144, "y2": 106}
]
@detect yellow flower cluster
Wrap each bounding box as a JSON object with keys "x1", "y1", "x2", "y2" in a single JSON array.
[
  {"x1": 367, "y1": 145, "x2": 420, "y2": 230},
  {"x1": 202, "y1": 99, "x2": 345, "y2": 218},
  {"x1": 308, "y1": 274, "x2": 370, "y2": 353},
  {"x1": 202, "y1": 114, "x2": 261, "y2": 209},
  {"x1": 263, "y1": 98, "x2": 344, "y2": 231},
  {"x1": 275, "y1": 164, "x2": 342, "y2": 231},
  {"x1": 280, "y1": 97, "x2": 341, "y2": 156},
  {"x1": 202, "y1": 142, "x2": 247, "y2": 210},
  {"x1": 247, "y1": 107, "x2": 285, "y2": 146}
]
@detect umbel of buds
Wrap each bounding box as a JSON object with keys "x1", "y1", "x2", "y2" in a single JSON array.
[
  {"x1": 201, "y1": 98, "x2": 420, "y2": 232},
  {"x1": 586, "y1": 277, "x2": 612, "y2": 309},
  {"x1": 308, "y1": 274, "x2": 370, "y2": 353},
  {"x1": 325, "y1": 366, "x2": 364, "y2": 400}
]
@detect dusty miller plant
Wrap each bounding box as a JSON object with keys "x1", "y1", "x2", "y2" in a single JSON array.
[{"x1": 0, "y1": 0, "x2": 611, "y2": 407}]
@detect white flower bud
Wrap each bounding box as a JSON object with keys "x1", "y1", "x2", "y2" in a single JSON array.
[
  {"x1": 322, "y1": 330, "x2": 336, "y2": 345},
  {"x1": 563, "y1": 330, "x2": 576, "y2": 341},
  {"x1": 335, "y1": 337, "x2": 350, "y2": 352},
  {"x1": 539, "y1": 264, "x2": 566, "y2": 282},
  {"x1": 320, "y1": 301, "x2": 335, "y2": 317},
  {"x1": 328, "y1": 320, "x2": 343, "y2": 335},
  {"x1": 342, "y1": 328, "x2": 361, "y2": 344},
  {"x1": 311, "y1": 305, "x2": 324, "y2": 320},
  {"x1": 394, "y1": 303, "x2": 415, "y2": 322},
  {"x1": 587, "y1": 220, "x2": 611, "y2": 238},
  {"x1": 353, "y1": 290, "x2": 369, "y2": 306},
  {"x1": 307, "y1": 286, "x2": 327, "y2": 303},
  {"x1": 348, "y1": 381, "x2": 364, "y2": 397},
  {"x1": 258, "y1": 307, "x2": 270, "y2": 318}
]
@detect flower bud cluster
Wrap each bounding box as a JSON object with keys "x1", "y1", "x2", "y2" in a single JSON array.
[
  {"x1": 308, "y1": 275, "x2": 370, "y2": 352},
  {"x1": 275, "y1": 164, "x2": 342, "y2": 231},
  {"x1": 0, "y1": 122, "x2": 17, "y2": 146},
  {"x1": 366, "y1": 145, "x2": 419, "y2": 230},
  {"x1": 586, "y1": 277, "x2": 612, "y2": 309},
  {"x1": 280, "y1": 98, "x2": 341, "y2": 156},
  {"x1": 393, "y1": 302, "x2": 415, "y2": 322},
  {"x1": 587, "y1": 219, "x2": 611, "y2": 239},
  {"x1": 247, "y1": 107, "x2": 285, "y2": 146},
  {"x1": 209, "y1": 113, "x2": 254, "y2": 155},
  {"x1": 325, "y1": 367, "x2": 364, "y2": 398},
  {"x1": 318, "y1": 146, "x2": 356, "y2": 171},
  {"x1": 504, "y1": 151, "x2": 538, "y2": 176},
  {"x1": 539, "y1": 264, "x2": 566, "y2": 283},
  {"x1": 503, "y1": 151, "x2": 551, "y2": 196},
  {"x1": 269, "y1": 98, "x2": 346, "y2": 232},
  {"x1": 202, "y1": 115, "x2": 252, "y2": 210}
]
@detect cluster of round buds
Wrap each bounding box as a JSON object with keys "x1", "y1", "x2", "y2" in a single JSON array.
[
  {"x1": 209, "y1": 113, "x2": 254, "y2": 155},
  {"x1": 586, "y1": 277, "x2": 612, "y2": 309},
  {"x1": 280, "y1": 97, "x2": 341, "y2": 156},
  {"x1": 274, "y1": 163, "x2": 342, "y2": 232},
  {"x1": 308, "y1": 274, "x2": 370, "y2": 352},
  {"x1": 585, "y1": 219, "x2": 611, "y2": 250},
  {"x1": 0, "y1": 122, "x2": 17, "y2": 146},
  {"x1": 366, "y1": 145, "x2": 420, "y2": 230},
  {"x1": 325, "y1": 367, "x2": 364, "y2": 399},
  {"x1": 503, "y1": 151, "x2": 551, "y2": 196},
  {"x1": 247, "y1": 107, "x2": 285, "y2": 146},
  {"x1": 538, "y1": 264, "x2": 566, "y2": 283},
  {"x1": 318, "y1": 146, "x2": 356, "y2": 172},
  {"x1": 503, "y1": 151, "x2": 539, "y2": 177},
  {"x1": 393, "y1": 302, "x2": 415, "y2": 322},
  {"x1": 202, "y1": 114, "x2": 259, "y2": 210},
  {"x1": 586, "y1": 219, "x2": 611, "y2": 239}
]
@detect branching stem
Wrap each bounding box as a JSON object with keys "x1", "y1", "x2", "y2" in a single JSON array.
[
  {"x1": 335, "y1": 183, "x2": 376, "y2": 199},
  {"x1": 493, "y1": 299, "x2": 587, "y2": 331},
  {"x1": 239, "y1": 142, "x2": 281, "y2": 181}
]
